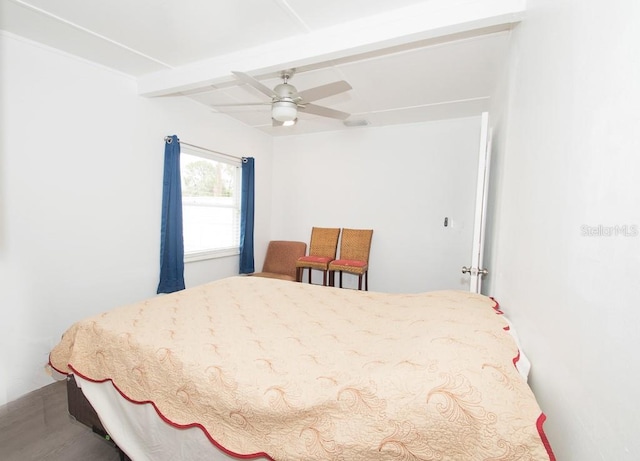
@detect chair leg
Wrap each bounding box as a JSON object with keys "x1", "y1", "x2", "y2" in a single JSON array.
[
  {"x1": 322, "y1": 270, "x2": 327, "y2": 286},
  {"x1": 365, "y1": 271, "x2": 368, "y2": 291},
  {"x1": 339, "y1": 271, "x2": 343, "y2": 288},
  {"x1": 308, "y1": 268, "x2": 312, "y2": 284},
  {"x1": 357, "y1": 274, "x2": 362, "y2": 291}
]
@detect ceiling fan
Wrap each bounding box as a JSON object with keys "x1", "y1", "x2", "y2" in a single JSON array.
[{"x1": 216, "y1": 70, "x2": 352, "y2": 127}]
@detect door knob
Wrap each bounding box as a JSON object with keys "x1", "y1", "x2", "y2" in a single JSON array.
[{"x1": 461, "y1": 266, "x2": 489, "y2": 276}]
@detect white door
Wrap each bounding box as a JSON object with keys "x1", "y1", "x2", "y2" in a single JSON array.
[{"x1": 463, "y1": 112, "x2": 492, "y2": 293}]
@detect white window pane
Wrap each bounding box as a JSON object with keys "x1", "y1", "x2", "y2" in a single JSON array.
[{"x1": 180, "y1": 149, "x2": 241, "y2": 260}]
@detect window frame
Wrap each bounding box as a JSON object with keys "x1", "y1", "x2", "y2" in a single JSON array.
[{"x1": 180, "y1": 146, "x2": 242, "y2": 263}]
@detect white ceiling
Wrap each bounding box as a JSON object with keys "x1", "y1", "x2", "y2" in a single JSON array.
[{"x1": 0, "y1": 0, "x2": 525, "y2": 136}]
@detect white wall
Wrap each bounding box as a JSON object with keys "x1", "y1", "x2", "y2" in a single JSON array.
[
  {"x1": 271, "y1": 118, "x2": 481, "y2": 293},
  {"x1": 0, "y1": 32, "x2": 273, "y2": 405},
  {"x1": 488, "y1": 1, "x2": 640, "y2": 460}
]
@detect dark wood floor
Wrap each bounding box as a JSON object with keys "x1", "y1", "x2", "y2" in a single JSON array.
[{"x1": 0, "y1": 380, "x2": 122, "y2": 461}]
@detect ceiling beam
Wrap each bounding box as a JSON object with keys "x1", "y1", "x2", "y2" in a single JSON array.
[{"x1": 137, "y1": 0, "x2": 525, "y2": 97}]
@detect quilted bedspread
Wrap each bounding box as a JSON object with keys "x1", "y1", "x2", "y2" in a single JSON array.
[{"x1": 50, "y1": 276, "x2": 554, "y2": 461}]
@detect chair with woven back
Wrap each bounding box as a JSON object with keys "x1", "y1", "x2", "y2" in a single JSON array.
[
  {"x1": 251, "y1": 240, "x2": 307, "y2": 281},
  {"x1": 328, "y1": 228, "x2": 374, "y2": 291},
  {"x1": 295, "y1": 227, "x2": 341, "y2": 286}
]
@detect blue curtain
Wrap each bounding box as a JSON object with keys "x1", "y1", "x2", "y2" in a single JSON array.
[
  {"x1": 157, "y1": 135, "x2": 185, "y2": 293},
  {"x1": 239, "y1": 157, "x2": 255, "y2": 274}
]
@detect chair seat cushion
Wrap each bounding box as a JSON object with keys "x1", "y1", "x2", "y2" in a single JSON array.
[
  {"x1": 331, "y1": 259, "x2": 367, "y2": 268},
  {"x1": 298, "y1": 256, "x2": 333, "y2": 263},
  {"x1": 329, "y1": 259, "x2": 368, "y2": 275},
  {"x1": 296, "y1": 256, "x2": 334, "y2": 270}
]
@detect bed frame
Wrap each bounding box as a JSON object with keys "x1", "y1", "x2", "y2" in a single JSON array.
[{"x1": 66, "y1": 375, "x2": 131, "y2": 461}]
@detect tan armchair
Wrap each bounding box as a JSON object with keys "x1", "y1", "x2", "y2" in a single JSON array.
[{"x1": 251, "y1": 241, "x2": 307, "y2": 281}]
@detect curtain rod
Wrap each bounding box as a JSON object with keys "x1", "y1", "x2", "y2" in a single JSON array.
[{"x1": 164, "y1": 136, "x2": 243, "y2": 161}]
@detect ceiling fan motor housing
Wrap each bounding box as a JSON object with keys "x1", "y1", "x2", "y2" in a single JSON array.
[{"x1": 274, "y1": 83, "x2": 298, "y2": 101}]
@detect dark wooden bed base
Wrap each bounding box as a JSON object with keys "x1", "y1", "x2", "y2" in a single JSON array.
[{"x1": 66, "y1": 375, "x2": 131, "y2": 461}]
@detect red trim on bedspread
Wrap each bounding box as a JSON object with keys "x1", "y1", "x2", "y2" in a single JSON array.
[
  {"x1": 48, "y1": 358, "x2": 68, "y2": 376},
  {"x1": 512, "y1": 349, "x2": 521, "y2": 369},
  {"x1": 537, "y1": 413, "x2": 557, "y2": 461},
  {"x1": 489, "y1": 296, "x2": 504, "y2": 314},
  {"x1": 485, "y1": 299, "x2": 521, "y2": 373},
  {"x1": 50, "y1": 359, "x2": 274, "y2": 461},
  {"x1": 483, "y1": 299, "x2": 555, "y2": 460}
]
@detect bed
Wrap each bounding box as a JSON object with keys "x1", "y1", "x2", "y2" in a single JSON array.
[{"x1": 49, "y1": 276, "x2": 555, "y2": 461}]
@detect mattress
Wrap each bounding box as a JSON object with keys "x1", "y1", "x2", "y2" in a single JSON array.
[{"x1": 50, "y1": 276, "x2": 554, "y2": 461}]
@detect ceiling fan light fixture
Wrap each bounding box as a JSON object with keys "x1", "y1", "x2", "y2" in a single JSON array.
[
  {"x1": 282, "y1": 118, "x2": 297, "y2": 127},
  {"x1": 272, "y1": 101, "x2": 297, "y2": 122}
]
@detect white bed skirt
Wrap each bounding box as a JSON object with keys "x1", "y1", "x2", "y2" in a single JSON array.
[{"x1": 74, "y1": 374, "x2": 269, "y2": 461}]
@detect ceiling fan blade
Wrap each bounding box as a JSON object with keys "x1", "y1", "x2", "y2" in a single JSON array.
[
  {"x1": 232, "y1": 71, "x2": 276, "y2": 99},
  {"x1": 297, "y1": 81, "x2": 352, "y2": 103},
  {"x1": 298, "y1": 103, "x2": 350, "y2": 120},
  {"x1": 211, "y1": 102, "x2": 271, "y2": 107}
]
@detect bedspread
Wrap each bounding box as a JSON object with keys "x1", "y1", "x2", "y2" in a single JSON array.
[{"x1": 50, "y1": 276, "x2": 554, "y2": 461}]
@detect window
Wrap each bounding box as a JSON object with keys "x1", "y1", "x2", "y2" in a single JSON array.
[{"x1": 180, "y1": 148, "x2": 242, "y2": 262}]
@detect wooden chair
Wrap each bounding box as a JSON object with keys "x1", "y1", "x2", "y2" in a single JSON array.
[
  {"x1": 328, "y1": 228, "x2": 373, "y2": 290},
  {"x1": 251, "y1": 241, "x2": 307, "y2": 281},
  {"x1": 295, "y1": 227, "x2": 341, "y2": 286}
]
